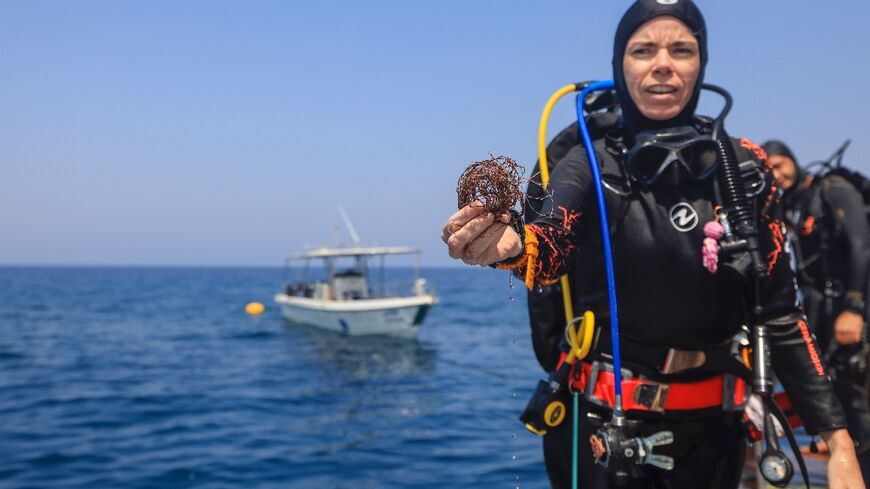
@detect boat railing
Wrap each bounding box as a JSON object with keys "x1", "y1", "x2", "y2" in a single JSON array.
[
  {"x1": 367, "y1": 278, "x2": 436, "y2": 299},
  {"x1": 284, "y1": 278, "x2": 436, "y2": 301},
  {"x1": 284, "y1": 281, "x2": 333, "y2": 299}
]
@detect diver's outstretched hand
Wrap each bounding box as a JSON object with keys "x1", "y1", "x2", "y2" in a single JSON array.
[
  {"x1": 441, "y1": 202, "x2": 522, "y2": 266},
  {"x1": 822, "y1": 429, "x2": 867, "y2": 489}
]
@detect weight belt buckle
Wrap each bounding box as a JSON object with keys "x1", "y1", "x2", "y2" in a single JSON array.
[
  {"x1": 633, "y1": 381, "x2": 670, "y2": 413},
  {"x1": 584, "y1": 361, "x2": 636, "y2": 411}
]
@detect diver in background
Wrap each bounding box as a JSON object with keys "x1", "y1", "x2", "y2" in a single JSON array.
[
  {"x1": 765, "y1": 139, "x2": 870, "y2": 483},
  {"x1": 441, "y1": 1, "x2": 865, "y2": 488}
]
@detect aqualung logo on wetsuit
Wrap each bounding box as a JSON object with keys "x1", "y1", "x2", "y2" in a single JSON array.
[{"x1": 669, "y1": 202, "x2": 699, "y2": 232}]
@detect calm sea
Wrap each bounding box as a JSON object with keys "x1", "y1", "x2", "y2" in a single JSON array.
[
  {"x1": 0, "y1": 267, "x2": 824, "y2": 488},
  {"x1": 0, "y1": 267, "x2": 545, "y2": 488}
]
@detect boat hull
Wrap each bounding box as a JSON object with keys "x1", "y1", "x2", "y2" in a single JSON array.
[{"x1": 274, "y1": 294, "x2": 436, "y2": 338}]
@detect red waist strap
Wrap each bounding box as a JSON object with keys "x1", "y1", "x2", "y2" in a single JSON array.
[{"x1": 570, "y1": 360, "x2": 746, "y2": 413}]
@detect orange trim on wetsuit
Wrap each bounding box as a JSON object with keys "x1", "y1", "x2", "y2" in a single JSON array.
[
  {"x1": 767, "y1": 221, "x2": 784, "y2": 275},
  {"x1": 801, "y1": 215, "x2": 815, "y2": 236},
  {"x1": 494, "y1": 227, "x2": 540, "y2": 290},
  {"x1": 523, "y1": 228, "x2": 539, "y2": 289},
  {"x1": 796, "y1": 319, "x2": 826, "y2": 377},
  {"x1": 741, "y1": 138, "x2": 770, "y2": 170}
]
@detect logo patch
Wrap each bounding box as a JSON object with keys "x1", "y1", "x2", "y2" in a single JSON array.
[
  {"x1": 657, "y1": 0, "x2": 679, "y2": 4},
  {"x1": 669, "y1": 202, "x2": 699, "y2": 232}
]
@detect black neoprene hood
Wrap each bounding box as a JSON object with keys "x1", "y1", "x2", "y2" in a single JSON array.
[
  {"x1": 762, "y1": 140, "x2": 799, "y2": 166},
  {"x1": 763, "y1": 139, "x2": 805, "y2": 190},
  {"x1": 613, "y1": 0, "x2": 708, "y2": 137}
]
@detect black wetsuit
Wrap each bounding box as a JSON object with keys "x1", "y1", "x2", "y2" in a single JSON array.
[
  {"x1": 509, "y1": 129, "x2": 848, "y2": 489},
  {"x1": 506, "y1": 1, "x2": 848, "y2": 487},
  {"x1": 782, "y1": 173, "x2": 870, "y2": 479}
]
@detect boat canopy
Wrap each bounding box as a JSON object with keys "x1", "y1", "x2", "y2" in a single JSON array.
[{"x1": 287, "y1": 246, "x2": 420, "y2": 260}]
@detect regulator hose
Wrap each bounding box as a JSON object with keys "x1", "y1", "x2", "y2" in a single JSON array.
[
  {"x1": 574, "y1": 80, "x2": 625, "y2": 416},
  {"x1": 704, "y1": 83, "x2": 767, "y2": 279},
  {"x1": 705, "y1": 85, "x2": 809, "y2": 489}
]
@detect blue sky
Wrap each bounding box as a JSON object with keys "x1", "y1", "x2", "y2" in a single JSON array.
[{"x1": 3, "y1": 1, "x2": 869, "y2": 266}]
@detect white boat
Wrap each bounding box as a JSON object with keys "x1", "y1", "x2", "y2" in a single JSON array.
[{"x1": 274, "y1": 245, "x2": 437, "y2": 338}]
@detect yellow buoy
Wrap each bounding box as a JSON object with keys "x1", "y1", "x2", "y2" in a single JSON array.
[{"x1": 245, "y1": 302, "x2": 265, "y2": 315}]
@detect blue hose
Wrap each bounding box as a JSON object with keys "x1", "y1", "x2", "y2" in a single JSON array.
[{"x1": 574, "y1": 80, "x2": 623, "y2": 411}]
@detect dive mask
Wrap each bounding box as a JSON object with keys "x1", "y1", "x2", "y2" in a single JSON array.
[{"x1": 625, "y1": 125, "x2": 720, "y2": 186}]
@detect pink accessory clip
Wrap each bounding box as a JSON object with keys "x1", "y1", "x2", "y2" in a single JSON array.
[{"x1": 702, "y1": 220, "x2": 725, "y2": 274}]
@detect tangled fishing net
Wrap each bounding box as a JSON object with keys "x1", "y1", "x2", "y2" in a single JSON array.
[{"x1": 456, "y1": 155, "x2": 525, "y2": 220}]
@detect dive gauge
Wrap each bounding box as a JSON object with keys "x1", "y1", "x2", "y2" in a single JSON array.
[{"x1": 759, "y1": 451, "x2": 793, "y2": 488}]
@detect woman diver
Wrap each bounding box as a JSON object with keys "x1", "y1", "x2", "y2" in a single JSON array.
[{"x1": 440, "y1": 1, "x2": 865, "y2": 488}]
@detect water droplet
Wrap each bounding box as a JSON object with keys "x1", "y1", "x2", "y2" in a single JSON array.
[
  {"x1": 508, "y1": 295, "x2": 515, "y2": 302},
  {"x1": 512, "y1": 454, "x2": 518, "y2": 460},
  {"x1": 512, "y1": 392, "x2": 517, "y2": 398}
]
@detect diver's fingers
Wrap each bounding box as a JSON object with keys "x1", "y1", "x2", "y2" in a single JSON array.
[
  {"x1": 466, "y1": 223, "x2": 523, "y2": 266},
  {"x1": 441, "y1": 202, "x2": 486, "y2": 244},
  {"x1": 463, "y1": 222, "x2": 507, "y2": 265},
  {"x1": 497, "y1": 211, "x2": 513, "y2": 225},
  {"x1": 447, "y1": 212, "x2": 495, "y2": 260}
]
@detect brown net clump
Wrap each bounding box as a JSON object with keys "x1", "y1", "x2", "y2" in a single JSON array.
[{"x1": 456, "y1": 155, "x2": 525, "y2": 220}]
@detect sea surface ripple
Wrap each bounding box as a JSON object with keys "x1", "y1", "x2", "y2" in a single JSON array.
[{"x1": 0, "y1": 267, "x2": 545, "y2": 488}]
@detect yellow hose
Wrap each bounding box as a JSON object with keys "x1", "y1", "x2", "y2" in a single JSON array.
[
  {"x1": 564, "y1": 311, "x2": 595, "y2": 363},
  {"x1": 538, "y1": 84, "x2": 578, "y2": 188},
  {"x1": 537, "y1": 83, "x2": 593, "y2": 359},
  {"x1": 538, "y1": 84, "x2": 578, "y2": 325}
]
